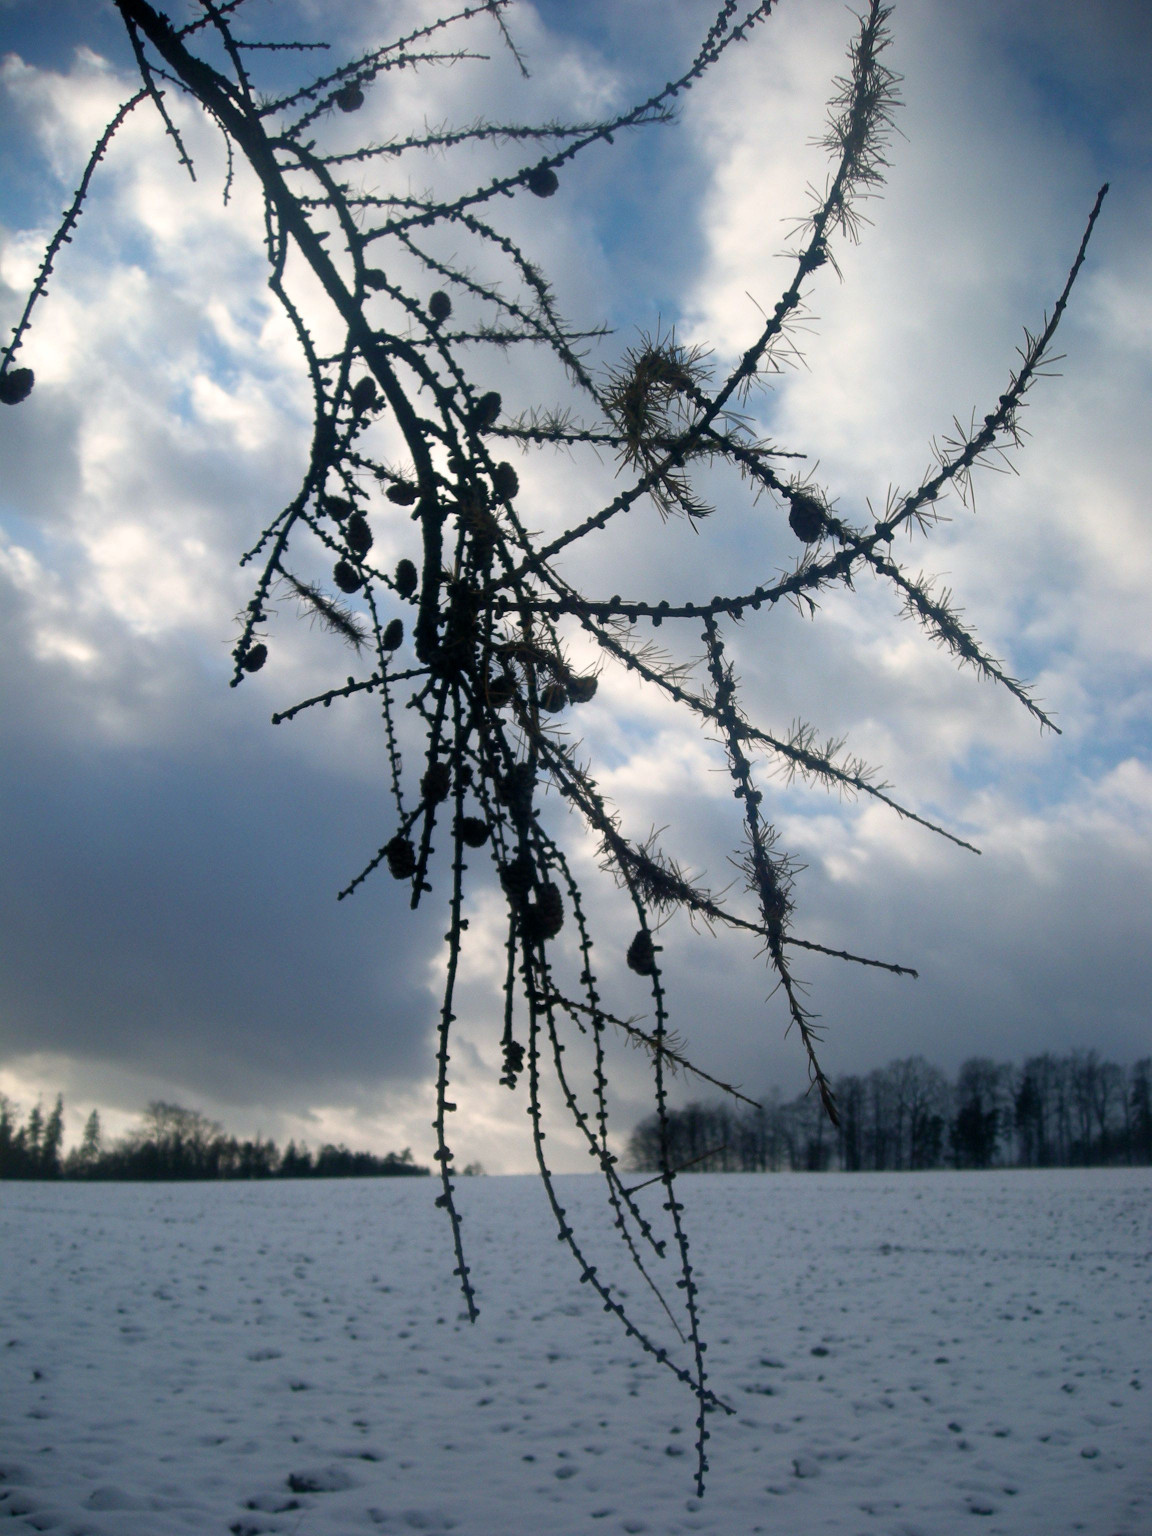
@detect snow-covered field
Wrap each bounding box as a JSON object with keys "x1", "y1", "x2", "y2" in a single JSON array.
[{"x1": 1, "y1": 1169, "x2": 1149, "y2": 1536}]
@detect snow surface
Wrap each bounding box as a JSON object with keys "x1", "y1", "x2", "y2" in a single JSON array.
[{"x1": 1, "y1": 1169, "x2": 1149, "y2": 1536}]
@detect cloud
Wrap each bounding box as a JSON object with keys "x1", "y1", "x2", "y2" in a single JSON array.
[
  {"x1": 0, "y1": 0, "x2": 1148, "y2": 1173},
  {"x1": 0, "y1": 582, "x2": 439, "y2": 1091}
]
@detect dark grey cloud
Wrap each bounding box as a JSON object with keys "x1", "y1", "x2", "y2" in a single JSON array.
[
  {"x1": 565, "y1": 737, "x2": 1152, "y2": 1117},
  {"x1": 0, "y1": 610, "x2": 442, "y2": 1107}
]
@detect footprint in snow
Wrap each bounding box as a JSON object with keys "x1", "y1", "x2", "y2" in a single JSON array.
[
  {"x1": 401, "y1": 1510, "x2": 459, "y2": 1531},
  {"x1": 83, "y1": 1486, "x2": 144, "y2": 1511},
  {"x1": 286, "y1": 1466, "x2": 356, "y2": 1494}
]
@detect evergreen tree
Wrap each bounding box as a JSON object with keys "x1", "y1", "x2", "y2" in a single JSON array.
[
  {"x1": 279, "y1": 1140, "x2": 313, "y2": 1177},
  {"x1": 40, "y1": 1094, "x2": 65, "y2": 1178},
  {"x1": 0, "y1": 1095, "x2": 22, "y2": 1178},
  {"x1": 950, "y1": 1059, "x2": 1003, "y2": 1169},
  {"x1": 25, "y1": 1102, "x2": 43, "y2": 1164}
]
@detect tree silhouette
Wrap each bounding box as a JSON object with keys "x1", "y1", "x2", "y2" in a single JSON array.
[
  {"x1": 79, "y1": 1109, "x2": 103, "y2": 1167},
  {"x1": 0, "y1": 0, "x2": 1107, "y2": 1492},
  {"x1": 625, "y1": 1053, "x2": 1152, "y2": 1173}
]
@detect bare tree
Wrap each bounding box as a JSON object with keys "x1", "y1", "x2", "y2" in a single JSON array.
[
  {"x1": 0, "y1": 0, "x2": 1107, "y2": 1491},
  {"x1": 1130, "y1": 1061, "x2": 1152, "y2": 1164}
]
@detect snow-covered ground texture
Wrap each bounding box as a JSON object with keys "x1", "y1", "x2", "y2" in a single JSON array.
[{"x1": 1, "y1": 1169, "x2": 1149, "y2": 1536}]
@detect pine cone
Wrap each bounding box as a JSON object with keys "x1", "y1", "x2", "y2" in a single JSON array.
[
  {"x1": 626, "y1": 929, "x2": 657, "y2": 976},
  {"x1": 524, "y1": 881, "x2": 564, "y2": 941},
  {"x1": 567, "y1": 674, "x2": 598, "y2": 704},
  {"x1": 457, "y1": 816, "x2": 490, "y2": 849},
  {"x1": 524, "y1": 165, "x2": 559, "y2": 198},
  {"x1": 333, "y1": 560, "x2": 363, "y2": 594},
  {"x1": 468, "y1": 391, "x2": 501, "y2": 431},
  {"x1": 422, "y1": 760, "x2": 451, "y2": 805},
  {"x1": 486, "y1": 673, "x2": 516, "y2": 708},
  {"x1": 0, "y1": 367, "x2": 34, "y2": 405},
  {"x1": 788, "y1": 491, "x2": 825, "y2": 544},
  {"x1": 345, "y1": 512, "x2": 373, "y2": 557},
  {"x1": 350, "y1": 376, "x2": 378, "y2": 414},
  {"x1": 491, "y1": 461, "x2": 519, "y2": 502},
  {"x1": 385, "y1": 835, "x2": 417, "y2": 880},
  {"x1": 500, "y1": 852, "x2": 534, "y2": 901},
  {"x1": 497, "y1": 762, "x2": 535, "y2": 820}
]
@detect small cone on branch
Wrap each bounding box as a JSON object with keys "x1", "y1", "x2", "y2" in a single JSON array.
[
  {"x1": 524, "y1": 164, "x2": 559, "y2": 198},
  {"x1": 350, "y1": 376, "x2": 378, "y2": 414},
  {"x1": 383, "y1": 618, "x2": 404, "y2": 651},
  {"x1": 524, "y1": 881, "x2": 564, "y2": 941},
  {"x1": 491, "y1": 461, "x2": 519, "y2": 502},
  {"x1": 538, "y1": 681, "x2": 567, "y2": 714},
  {"x1": 788, "y1": 491, "x2": 826, "y2": 544},
  {"x1": 428, "y1": 290, "x2": 452, "y2": 323},
  {"x1": 500, "y1": 853, "x2": 534, "y2": 900},
  {"x1": 468, "y1": 391, "x2": 501, "y2": 431},
  {"x1": 457, "y1": 816, "x2": 489, "y2": 849},
  {"x1": 626, "y1": 929, "x2": 657, "y2": 975},
  {"x1": 0, "y1": 367, "x2": 34, "y2": 405},
  {"x1": 241, "y1": 643, "x2": 267, "y2": 673},
  {"x1": 497, "y1": 762, "x2": 535, "y2": 821},
  {"x1": 486, "y1": 672, "x2": 516, "y2": 708},
  {"x1": 385, "y1": 835, "x2": 417, "y2": 880},
  {"x1": 333, "y1": 560, "x2": 363, "y2": 594},
  {"x1": 567, "y1": 674, "x2": 598, "y2": 704},
  {"x1": 386, "y1": 480, "x2": 418, "y2": 505},
  {"x1": 336, "y1": 84, "x2": 364, "y2": 113},
  {"x1": 345, "y1": 512, "x2": 373, "y2": 557},
  {"x1": 394, "y1": 558, "x2": 418, "y2": 598},
  {"x1": 422, "y1": 760, "x2": 451, "y2": 805}
]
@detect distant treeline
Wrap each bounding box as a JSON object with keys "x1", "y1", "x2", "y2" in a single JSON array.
[
  {"x1": 627, "y1": 1052, "x2": 1152, "y2": 1174},
  {"x1": 0, "y1": 1097, "x2": 429, "y2": 1181}
]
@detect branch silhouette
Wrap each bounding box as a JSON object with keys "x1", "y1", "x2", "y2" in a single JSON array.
[{"x1": 0, "y1": 0, "x2": 1107, "y2": 1495}]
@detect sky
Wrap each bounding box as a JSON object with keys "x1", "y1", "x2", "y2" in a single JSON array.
[{"x1": 0, "y1": 0, "x2": 1149, "y2": 1173}]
